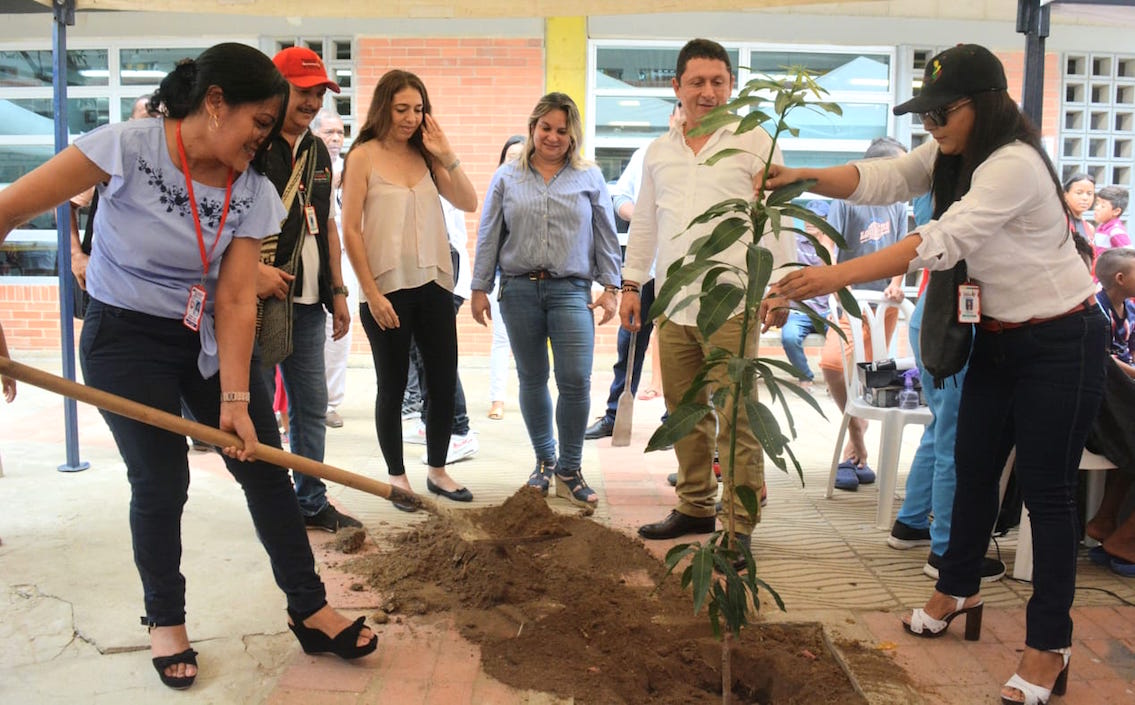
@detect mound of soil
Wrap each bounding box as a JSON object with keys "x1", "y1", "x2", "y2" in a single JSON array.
[{"x1": 345, "y1": 488, "x2": 867, "y2": 705}]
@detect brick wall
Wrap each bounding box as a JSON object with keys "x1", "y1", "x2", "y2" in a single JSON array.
[
  {"x1": 0, "y1": 283, "x2": 72, "y2": 352},
  {"x1": 998, "y1": 50, "x2": 1064, "y2": 143}
]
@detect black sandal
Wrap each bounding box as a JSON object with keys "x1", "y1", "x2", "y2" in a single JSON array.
[
  {"x1": 142, "y1": 617, "x2": 198, "y2": 690},
  {"x1": 287, "y1": 606, "x2": 378, "y2": 660}
]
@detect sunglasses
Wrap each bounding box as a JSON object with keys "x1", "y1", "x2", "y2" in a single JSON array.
[{"x1": 916, "y1": 99, "x2": 971, "y2": 128}]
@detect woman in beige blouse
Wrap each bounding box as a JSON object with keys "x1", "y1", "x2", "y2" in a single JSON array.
[{"x1": 341, "y1": 70, "x2": 477, "y2": 509}]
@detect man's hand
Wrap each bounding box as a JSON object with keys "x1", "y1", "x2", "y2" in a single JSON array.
[
  {"x1": 619, "y1": 290, "x2": 642, "y2": 332},
  {"x1": 589, "y1": 290, "x2": 618, "y2": 325},
  {"x1": 257, "y1": 262, "x2": 294, "y2": 300},
  {"x1": 330, "y1": 296, "x2": 351, "y2": 341},
  {"x1": 71, "y1": 250, "x2": 89, "y2": 290},
  {"x1": 759, "y1": 294, "x2": 790, "y2": 332},
  {"x1": 471, "y1": 291, "x2": 492, "y2": 326}
]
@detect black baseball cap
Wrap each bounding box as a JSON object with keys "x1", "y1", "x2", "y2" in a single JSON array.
[{"x1": 893, "y1": 44, "x2": 1007, "y2": 116}]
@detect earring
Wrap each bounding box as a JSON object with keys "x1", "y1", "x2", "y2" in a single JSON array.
[{"x1": 209, "y1": 112, "x2": 220, "y2": 132}]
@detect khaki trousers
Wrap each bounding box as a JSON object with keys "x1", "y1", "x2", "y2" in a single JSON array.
[{"x1": 659, "y1": 314, "x2": 764, "y2": 535}]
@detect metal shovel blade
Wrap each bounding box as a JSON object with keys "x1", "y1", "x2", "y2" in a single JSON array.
[{"x1": 610, "y1": 331, "x2": 638, "y2": 447}]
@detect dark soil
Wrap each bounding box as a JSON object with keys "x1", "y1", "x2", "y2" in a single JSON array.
[{"x1": 344, "y1": 487, "x2": 870, "y2": 705}]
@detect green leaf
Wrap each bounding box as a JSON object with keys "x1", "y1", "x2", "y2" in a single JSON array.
[
  {"x1": 736, "y1": 109, "x2": 772, "y2": 135},
  {"x1": 686, "y1": 108, "x2": 740, "y2": 137},
  {"x1": 837, "y1": 287, "x2": 862, "y2": 320},
  {"x1": 646, "y1": 403, "x2": 713, "y2": 452},
  {"x1": 745, "y1": 398, "x2": 786, "y2": 459},
  {"x1": 735, "y1": 485, "x2": 759, "y2": 522},
  {"x1": 694, "y1": 217, "x2": 750, "y2": 262},
  {"x1": 696, "y1": 284, "x2": 745, "y2": 339},
  {"x1": 702, "y1": 147, "x2": 750, "y2": 167},
  {"x1": 652, "y1": 259, "x2": 718, "y2": 319},
  {"x1": 687, "y1": 198, "x2": 751, "y2": 226},
  {"x1": 689, "y1": 547, "x2": 715, "y2": 614},
  {"x1": 745, "y1": 244, "x2": 774, "y2": 311},
  {"x1": 766, "y1": 178, "x2": 816, "y2": 207},
  {"x1": 726, "y1": 354, "x2": 754, "y2": 386}
]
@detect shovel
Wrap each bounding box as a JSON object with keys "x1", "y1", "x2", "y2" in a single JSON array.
[
  {"x1": 610, "y1": 329, "x2": 638, "y2": 447},
  {"x1": 0, "y1": 355, "x2": 422, "y2": 511}
]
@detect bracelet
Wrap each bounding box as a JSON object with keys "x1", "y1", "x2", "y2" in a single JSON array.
[
  {"x1": 332, "y1": 285, "x2": 349, "y2": 297},
  {"x1": 445, "y1": 158, "x2": 461, "y2": 172},
  {"x1": 220, "y1": 391, "x2": 251, "y2": 403},
  {"x1": 603, "y1": 284, "x2": 619, "y2": 293},
  {"x1": 621, "y1": 284, "x2": 641, "y2": 294}
]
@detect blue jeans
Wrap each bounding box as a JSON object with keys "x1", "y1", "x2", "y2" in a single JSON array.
[
  {"x1": 600, "y1": 279, "x2": 655, "y2": 423},
  {"x1": 780, "y1": 310, "x2": 819, "y2": 381},
  {"x1": 896, "y1": 294, "x2": 965, "y2": 557},
  {"x1": 500, "y1": 276, "x2": 594, "y2": 470},
  {"x1": 939, "y1": 307, "x2": 1106, "y2": 650},
  {"x1": 260, "y1": 302, "x2": 329, "y2": 517},
  {"x1": 80, "y1": 299, "x2": 326, "y2": 626}
]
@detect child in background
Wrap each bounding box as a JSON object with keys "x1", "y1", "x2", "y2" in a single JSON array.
[
  {"x1": 1084, "y1": 247, "x2": 1135, "y2": 576},
  {"x1": 1093, "y1": 186, "x2": 1131, "y2": 258},
  {"x1": 1063, "y1": 171, "x2": 1096, "y2": 243}
]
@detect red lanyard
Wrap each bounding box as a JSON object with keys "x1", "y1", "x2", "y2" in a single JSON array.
[{"x1": 176, "y1": 120, "x2": 234, "y2": 281}]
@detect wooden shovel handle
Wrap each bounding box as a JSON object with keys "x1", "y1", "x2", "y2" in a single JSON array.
[{"x1": 0, "y1": 356, "x2": 420, "y2": 508}]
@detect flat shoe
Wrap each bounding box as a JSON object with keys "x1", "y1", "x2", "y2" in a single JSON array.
[
  {"x1": 637, "y1": 388, "x2": 661, "y2": 401},
  {"x1": 487, "y1": 402, "x2": 504, "y2": 420},
  {"x1": 854, "y1": 462, "x2": 876, "y2": 484},
  {"x1": 426, "y1": 477, "x2": 473, "y2": 502},
  {"x1": 834, "y1": 461, "x2": 859, "y2": 491},
  {"x1": 1110, "y1": 555, "x2": 1135, "y2": 577}
]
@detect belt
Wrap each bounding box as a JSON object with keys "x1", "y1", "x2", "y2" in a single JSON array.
[
  {"x1": 524, "y1": 270, "x2": 555, "y2": 280},
  {"x1": 978, "y1": 300, "x2": 1092, "y2": 333}
]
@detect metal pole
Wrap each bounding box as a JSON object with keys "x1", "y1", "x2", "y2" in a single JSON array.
[
  {"x1": 1017, "y1": 0, "x2": 1051, "y2": 129},
  {"x1": 52, "y1": 0, "x2": 87, "y2": 473}
]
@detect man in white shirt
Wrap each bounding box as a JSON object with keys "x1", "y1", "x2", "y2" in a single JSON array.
[{"x1": 620, "y1": 38, "x2": 793, "y2": 546}]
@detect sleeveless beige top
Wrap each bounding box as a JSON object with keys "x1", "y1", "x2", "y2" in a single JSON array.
[{"x1": 360, "y1": 169, "x2": 454, "y2": 299}]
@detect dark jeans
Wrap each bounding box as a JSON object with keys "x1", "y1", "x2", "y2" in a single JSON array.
[
  {"x1": 412, "y1": 295, "x2": 470, "y2": 436},
  {"x1": 79, "y1": 299, "x2": 326, "y2": 626},
  {"x1": 940, "y1": 308, "x2": 1107, "y2": 650},
  {"x1": 600, "y1": 279, "x2": 656, "y2": 424},
  {"x1": 359, "y1": 282, "x2": 458, "y2": 472}
]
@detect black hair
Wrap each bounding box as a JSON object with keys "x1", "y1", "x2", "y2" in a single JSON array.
[
  {"x1": 1097, "y1": 185, "x2": 1129, "y2": 215},
  {"x1": 1095, "y1": 247, "x2": 1135, "y2": 287},
  {"x1": 929, "y1": 90, "x2": 1092, "y2": 260},
  {"x1": 675, "y1": 38, "x2": 732, "y2": 83},
  {"x1": 150, "y1": 43, "x2": 289, "y2": 173},
  {"x1": 1062, "y1": 171, "x2": 1095, "y2": 193},
  {"x1": 498, "y1": 134, "x2": 524, "y2": 166}
]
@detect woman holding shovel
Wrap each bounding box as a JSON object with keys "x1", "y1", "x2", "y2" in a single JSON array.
[{"x1": 0, "y1": 44, "x2": 376, "y2": 690}]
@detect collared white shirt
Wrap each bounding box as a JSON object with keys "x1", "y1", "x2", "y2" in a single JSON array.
[
  {"x1": 852, "y1": 140, "x2": 1095, "y2": 322},
  {"x1": 623, "y1": 121, "x2": 795, "y2": 326}
]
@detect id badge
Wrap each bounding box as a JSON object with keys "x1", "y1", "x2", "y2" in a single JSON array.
[
  {"x1": 183, "y1": 284, "x2": 207, "y2": 331},
  {"x1": 304, "y1": 205, "x2": 319, "y2": 236},
  {"x1": 957, "y1": 284, "x2": 981, "y2": 324}
]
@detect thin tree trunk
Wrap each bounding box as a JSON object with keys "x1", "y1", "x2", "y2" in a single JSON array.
[{"x1": 722, "y1": 631, "x2": 733, "y2": 705}]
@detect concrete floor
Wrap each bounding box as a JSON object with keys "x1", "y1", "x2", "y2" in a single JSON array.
[{"x1": 2, "y1": 348, "x2": 1134, "y2": 704}]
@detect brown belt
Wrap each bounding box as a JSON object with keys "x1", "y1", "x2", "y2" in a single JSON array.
[
  {"x1": 525, "y1": 270, "x2": 555, "y2": 280},
  {"x1": 978, "y1": 301, "x2": 1092, "y2": 333}
]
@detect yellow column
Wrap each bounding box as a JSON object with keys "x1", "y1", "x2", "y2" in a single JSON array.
[{"x1": 544, "y1": 16, "x2": 588, "y2": 124}]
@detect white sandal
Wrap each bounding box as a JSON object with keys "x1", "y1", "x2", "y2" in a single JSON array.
[
  {"x1": 1001, "y1": 648, "x2": 1071, "y2": 705},
  {"x1": 902, "y1": 594, "x2": 983, "y2": 640}
]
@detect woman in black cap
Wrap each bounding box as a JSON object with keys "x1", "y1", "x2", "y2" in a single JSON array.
[{"x1": 766, "y1": 44, "x2": 1105, "y2": 705}]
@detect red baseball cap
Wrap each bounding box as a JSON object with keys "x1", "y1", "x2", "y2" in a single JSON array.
[{"x1": 273, "y1": 47, "x2": 341, "y2": 93}]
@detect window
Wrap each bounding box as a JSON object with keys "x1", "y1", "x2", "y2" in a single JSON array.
[
  {"x1": 1061, "y1": 52, "x2": 1135, "y2": 211},
  {"x1": 268, "y1": 36, "x2": 356, "y2": 140},
  {"x1": 588, "y1": 41, "x2": 896, "y2": 185},
  {"x1": 0, "y1": 41, "x2": 221, "y2": 282}
]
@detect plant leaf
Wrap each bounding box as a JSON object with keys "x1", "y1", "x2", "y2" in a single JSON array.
[
  {"x1": 702, "y1": 147, "x2": 750, "y2": 167},
  {"x1": 745, "y1": 244, "x2": 774, "y2": 311},
  {"x1": 837, "y1": 287, "x2": 862, "y2": 319},
  {"x1": 735, "y1": 485, "x2": 759, "y2": 522},
  {"x1": 689, "y1": 546, "x2": 715, "y2": 614},
  {"x1": 696, "y1": 284, "x2": 745, "y2": 339},
  {"x1": 646, "y1": 403, "x2": 713, "y2": 452},
  {"x1": 652, "y1": 259, "x2": 719, "y2": 319},
  {"x1": 694, "y1": 217, "x2": 750, "y2": 262}
]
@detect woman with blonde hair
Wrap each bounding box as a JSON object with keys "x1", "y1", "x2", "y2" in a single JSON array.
[
  {"x1": 470, "y1": 92, "x2": 621, "y2": 507},
  {"x1": 341, "y1": 69, "x2": 477, "y2": 508}
]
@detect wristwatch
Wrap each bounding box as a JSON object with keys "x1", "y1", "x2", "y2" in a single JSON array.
[{"x1": 332, "y1": 285, "x2": 349, "y2": 297}]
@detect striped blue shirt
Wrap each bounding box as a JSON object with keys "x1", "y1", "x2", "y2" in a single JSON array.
[{"x1": 472, "y1": 161, "x2": 621, "y2": 293}]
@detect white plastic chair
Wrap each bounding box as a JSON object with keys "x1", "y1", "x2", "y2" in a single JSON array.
[{"x1": 825, "y1": 290, "x2": 933, "y2": 530}]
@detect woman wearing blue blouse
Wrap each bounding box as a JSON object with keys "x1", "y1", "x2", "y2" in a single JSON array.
[
  {"x1": 0, "y1": 44, "x2": 376, "y2": 690},
  {"x1": 471, "y1": 92, "x2": 621, "y2": 507}
]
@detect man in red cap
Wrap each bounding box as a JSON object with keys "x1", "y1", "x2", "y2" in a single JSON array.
[{"x1": 258, "y1": 46, "x2": 360, "y2": 532}]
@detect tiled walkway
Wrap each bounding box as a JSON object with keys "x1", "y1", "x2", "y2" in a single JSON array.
[{"x1": 2, "y1": 349, "x2": 1134, "y2": 703}]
